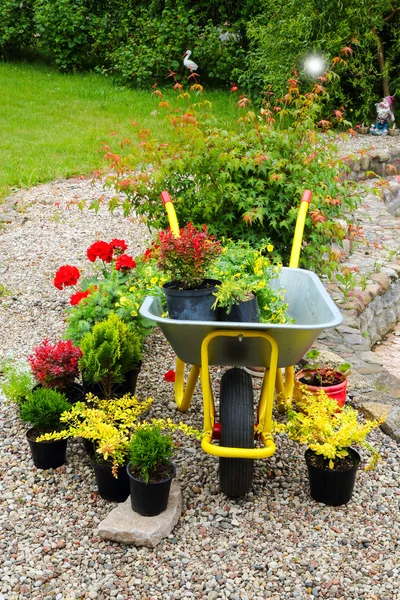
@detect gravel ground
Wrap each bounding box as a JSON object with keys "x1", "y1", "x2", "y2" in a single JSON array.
[{"x1": 1, "y1": 145, "x2": 400, "y2": 600}]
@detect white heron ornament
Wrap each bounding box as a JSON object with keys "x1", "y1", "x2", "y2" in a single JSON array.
[{"x1": 183, "y1": 50, "x2": 198, "y2": 72}]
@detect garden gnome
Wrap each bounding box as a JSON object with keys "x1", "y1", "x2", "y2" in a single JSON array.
[{"x1": 370, "y1": 95, "x2": 395, "y2": 135}]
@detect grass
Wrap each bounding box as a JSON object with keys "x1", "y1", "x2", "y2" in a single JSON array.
[{"x1": 0, "y1": 62, "x2": 238, "y2": 200}]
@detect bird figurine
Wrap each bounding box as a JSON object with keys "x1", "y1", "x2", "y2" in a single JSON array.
[{"x1": 183, "y1": 50, "x2": 198, "y2": 72}]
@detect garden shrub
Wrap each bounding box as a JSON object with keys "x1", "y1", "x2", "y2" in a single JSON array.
[
  {"x1": 0, "y1": 0, "x2": 35, "y2": 55},
  {"x1": 103, "y1": 80, "x2": 360, "y2": 276}
]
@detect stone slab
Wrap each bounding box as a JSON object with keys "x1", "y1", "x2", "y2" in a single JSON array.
[
  {"x1": 96, "y1": 480, "x2": 182, "y2": 547},
  {"x1": 358, "y1": 402, "x2": 392, "y2": 422}
]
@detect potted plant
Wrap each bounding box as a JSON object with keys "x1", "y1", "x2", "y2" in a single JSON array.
[
  {"x1": 28, "y1": 338, "x2": 85, "y2": 404},
  {"x1": 155, "y1": 222, "x2": 222, "y2": 320},
  {"x1": 19, "y1": 388, "x2": 72, "y2": 469},
  {"x1": 277, "y1": 388, "x2": 385, "y2": 506},
  {"x1": 39, "y1": 392, "x2": 154, "y2": 502},
  {"x1": 79, "y1": 312, "x2": 142, "y2": 399},
  {"x1": 210, "y1": 240, "x2": 290, "y2": 323},
  {"x1": 294, "y1": 349, "x2": 350, "y2": 407}
]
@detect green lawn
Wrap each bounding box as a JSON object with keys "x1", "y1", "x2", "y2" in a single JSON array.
[{"x1": 0, "y1": 62, "x2": 238, "y2": 199}]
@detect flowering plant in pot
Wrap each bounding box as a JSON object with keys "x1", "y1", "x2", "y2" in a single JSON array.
[
  {"x1": 79, "y1": 312, "x2": 142, "y2": 399},
  {"x1": 276, "y1": 388, "x2": 385, "y2": 506},
  {"x1": 39, "y1": 392, "x2": 154, "y2": 501},
  {"x1": 210, "y1": 240, "x2": 291, "y2": 323},
  {"x1": 19, "y1": 387, "x2": 72, "y2": 470},
  {"x1": 295, "y1": 349, "x2": 351, "y2": 407},
  {"x1": 53, "y1": 238, "x2": 154, "y2": 347},
  {"x1": 155, "y1": 222, "x2": 222, "y2": 320},
  {"x1": 126, "y1": 421, "x2": 201, "y2": 516},
  {"x1": 28, "y1": 339, "x2": 84, "y2": 404}
]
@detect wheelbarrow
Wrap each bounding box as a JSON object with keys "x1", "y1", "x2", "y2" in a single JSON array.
[{"x1": 140, "y1": 191, "x2": 343, "y2": 497}]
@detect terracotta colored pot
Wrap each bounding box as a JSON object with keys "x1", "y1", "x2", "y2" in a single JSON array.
[{"x1": 294, "y1": 369, "x2": 347, "y2": 407}]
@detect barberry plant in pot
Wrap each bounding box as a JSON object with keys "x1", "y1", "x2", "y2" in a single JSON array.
[
  {"x1": 79, "y1": 312, "x2": 142, "y2": 399},
  {"x1": 294, "y1": 349, "x2": 350, "y2": 407},
  {"x1": 19, "y1": 388, "x2": 72, "y2": 469},
  {"x1": 155, "y1": 222, "x2": 222, "y2": 321},
  {"x1": 277, "y1": 388, "x2": 385, "y2": 506},
  {"x1": 28, "y1": 339, "x2": 84, "y2": 404},
  {"x1": 39, "y1": 393, "x2": 154, "y2": 502}
]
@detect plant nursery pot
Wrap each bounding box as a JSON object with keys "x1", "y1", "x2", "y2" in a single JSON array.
[
  {"x1": 127, "y1": 461, "x2": 176, "y2": 516},
  {"x1": 90, "y1": 458, "x2": 130, "y2": 503},
  {"x1": 26, "y1": 428, "x2": 68, "y2": 470},
  {"x1": 82, "y1": 362, "x2": 142, "y2": 399},
  {"x1": 294, "y1": 370, "x2": 347, "y2": 407},
  {"x1": 305, "y1": 448, "x2": 360, "y2": 506},
  {"x1": 388, "y1": 128, "x2": 400, "y2": 136},
  {"x1": 217, "y1": 294, "x2": 259, "y2": 323},
  {"x1": 163, "y1": 280, "x2": 220, "y2": 321}
]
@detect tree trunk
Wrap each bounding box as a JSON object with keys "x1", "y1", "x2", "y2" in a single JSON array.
[{"x1": 373, "y1": 27, "x2": 390, "y2": 96}]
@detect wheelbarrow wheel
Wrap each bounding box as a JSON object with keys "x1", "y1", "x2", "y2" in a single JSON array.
[{"x1": 219, "y1": 368, "x2": 254, "y2": 498}]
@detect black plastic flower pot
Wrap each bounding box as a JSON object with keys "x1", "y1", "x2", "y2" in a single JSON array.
[
  {"x1": 27, "y1": 428, "x2": 68, "y2": 470},
  {"x1": 305, "y1": 448, "x2": 360, "y2": 506},
  {"x1": 163, "y1": 280, "x2": 220, "y2": 321},
  {"x1": 127, "y1": 461, "x2": 176, "y2": 516},
  {"x1": 90, "y1": 459, "x2": 130, "y2": 503},
  {"x1": 217, "y1": 294, "x2": 259, "y2": 323},
  {"x1": 82, "y1": 362, "x2": 142, "y2": 399}
]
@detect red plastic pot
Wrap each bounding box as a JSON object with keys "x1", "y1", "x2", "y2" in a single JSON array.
[{"x1": 294, "y1": 370, "x2": 347, "y2": 407}]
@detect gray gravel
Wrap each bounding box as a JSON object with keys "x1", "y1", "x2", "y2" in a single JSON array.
[{"x1": 1, "y1": 174, "x2": 400, "y2": 599}]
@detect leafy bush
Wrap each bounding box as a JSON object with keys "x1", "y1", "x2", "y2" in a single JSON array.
[
  {"x1": 104, "y1": 82, "x2": 360, "y2": 276},
  {"x1": 0, "y1": 0, "x2": 35, "y2": 54},
  {"x1": 0, "y1": 358, "x2": 34, "y2": 406},
  {"x1": 79, "y1": 312, "x2": 142, "y2": 398},
  {"x1": 34, "y1": 0, "x2": 93, "y2": 71},
  {"x1": 127, "y1": 425, "x2": 174, "y2": 484},
  {"x1": 19, "y1": 387, "x2": 71, "y2": 431}
]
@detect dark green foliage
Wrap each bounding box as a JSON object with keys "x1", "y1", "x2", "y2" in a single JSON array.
[
  {"x1": 79, "y1": 312, "x2": 142, "y2": 398},
  {"x1": 0, "y1": 0, "x2": 35, "y2": 54},
  {"x1": 19, "y1": 387, "x2": 71, "y2": 430},
  {"x1": 127, "y1": 426, "x2": 174, "y2": 484}
]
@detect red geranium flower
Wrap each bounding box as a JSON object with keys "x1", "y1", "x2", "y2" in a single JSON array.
[
  {"x1": 164, "y1": 369, "x2": 176, "y2": 382},
  {"x1": 110, "y1": 238, "x2": 128, "y2": 253},
  {"x1": 87, "y1": 241, "x2": 113, "y2": 263},
  {"x1": 70, "y1": 289, "x2": 91, "y2": 306},
  {"x1": 53, "y1": 265, "x2": 80, "y2": 290},
  {"x1": 115, "y1": 254, "x2": 136, "y2": 271}
]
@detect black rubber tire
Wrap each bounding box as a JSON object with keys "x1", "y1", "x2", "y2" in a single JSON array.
[{"x1": 219, "y1": 368, "x2": 254, "y2": 498}]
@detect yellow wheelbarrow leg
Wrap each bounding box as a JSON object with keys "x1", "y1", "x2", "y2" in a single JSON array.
[
  {"x1": 174, "y1": 357, "x2": 200, "y2": 412},
  {"x1": 275, "y1": 366, "x2": 295, "y2": 413}
]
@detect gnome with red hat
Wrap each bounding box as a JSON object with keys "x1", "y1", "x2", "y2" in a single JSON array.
[{"x1": 370, "y1": 95, "x2": 395, "y2": 135}]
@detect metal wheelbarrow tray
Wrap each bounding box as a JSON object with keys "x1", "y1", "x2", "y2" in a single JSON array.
[{"x1": 140, "y1": 267, "x2": 343, "y2": 369}]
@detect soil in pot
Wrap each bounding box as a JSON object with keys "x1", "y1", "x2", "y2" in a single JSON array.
[
  {"x1": 127, "y1": 461, "x2": 176, "y2": 516},
  {"x1": 305, "y1": 447, "x2": 360, "y2": 506},
  {"x1": 163, "y1": 279, "x2": 220, "y2": 321},
  {"x1": 295, "y1": 370, "x2": 347, "y2": 407},
  {"x1": 217, "y1": 293, "x2": 259, "y2": 323},
  {"x1": 27, "y1": 428, "x2": 68, "y2": 470},
  {"x1": 90, "y1": 458, "x2": 130, "y2": 502}
]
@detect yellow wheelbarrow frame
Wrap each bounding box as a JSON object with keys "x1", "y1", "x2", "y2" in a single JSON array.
[{"x1": 159, "y1": 189, "x2": 312, "y2": 460}]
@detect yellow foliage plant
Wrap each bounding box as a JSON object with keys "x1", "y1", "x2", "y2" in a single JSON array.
[
  {"x1": 275, "y1": 387, "x2": 386, "y2": 470},
  {"x1": 38, "y1": 393, "x2": 201, "y2": 476}
]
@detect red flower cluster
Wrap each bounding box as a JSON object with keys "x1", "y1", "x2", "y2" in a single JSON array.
[
  {"x1": 110, "y1": 238, "x2": 128, "y2": 254},
  {"x1": 70, "y1": 289, "x2": 91, "y2": 306},
  {"x1": 115, "y1": 254, "x2": 136, "y2": 271},
  {"x1": 28, "y1": 339, "x2": 82, "y2": 389},
  {"x1": 53, "y1": 265, "x2": 80, "y2": 290},
  {"x1": 164, "y1": 369, "x2": 176, "y2": 382},
  {"x1": 87, "y1": 241, "x2": 114, "y2": 263}
]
